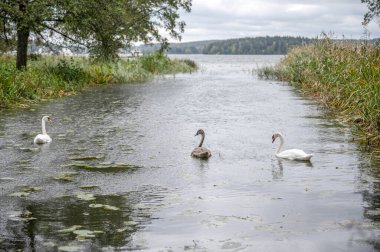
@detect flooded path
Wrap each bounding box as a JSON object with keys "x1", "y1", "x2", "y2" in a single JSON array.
[{"x1": 0, "y1": 55, "x2": 379, "y2": 251}]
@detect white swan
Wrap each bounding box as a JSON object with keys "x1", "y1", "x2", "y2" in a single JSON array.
[
  {"x1": 34, "y1": 116, "x2": 52, "y2": 144},
  {"x1": 191, "y1": 129, "x2": 211, "y2": 159},
  {"x1": 272, "y1": 132, "x2": 312, "y2": 161}
]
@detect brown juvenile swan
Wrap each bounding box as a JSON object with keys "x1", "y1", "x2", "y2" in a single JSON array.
[{"x1": 191, "y1": 129, "x2": 211, "y2": 159}]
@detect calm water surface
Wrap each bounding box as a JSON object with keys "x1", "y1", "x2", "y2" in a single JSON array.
[{"x1": 0, "y1": 55, "x2": 380, "y2": 251}]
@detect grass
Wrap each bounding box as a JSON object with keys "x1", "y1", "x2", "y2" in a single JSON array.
[
  {"x1": 257, "y1": 37, "x2": 380, "y2": 153},
  {"x1": 0, "y1": 52, "x2": 197, "y2": 109}
]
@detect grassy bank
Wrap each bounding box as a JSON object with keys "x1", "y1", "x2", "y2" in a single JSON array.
[
  {"x1": 257, "y1": 38, "x2": 380, "y2": 152},
  {"x1": 0, "y1": 52, "x2": 197, "y2": 109}
]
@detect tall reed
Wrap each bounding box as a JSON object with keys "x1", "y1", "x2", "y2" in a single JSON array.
[
  {"x1": 258, "y1": 38, "x2": 380, "y2": 150},
  {"x1": 0, "y1": 52, "x2": 197, "y2": 108}
]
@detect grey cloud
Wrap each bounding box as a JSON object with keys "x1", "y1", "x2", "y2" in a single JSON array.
[{"x1": 177, "y1": 0, "x2": 379, "y2": 42}]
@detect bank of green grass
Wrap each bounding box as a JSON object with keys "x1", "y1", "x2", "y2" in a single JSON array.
[
  {"x1": 0, "y1": 52, "x2": 197, "y2": 108},
  {"x1": 258, "y1": 38, "x2": 380, "y2": 151}
]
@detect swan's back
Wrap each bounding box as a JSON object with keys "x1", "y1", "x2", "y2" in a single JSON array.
[
  {"x1": 191, "y1": 147, "x2": 211, "y2": 159},
  {"x1": 276, "y1": 149, "x2": 312, "y2": 161},
  {"x1": 34, "y1": 134, "x2": 52, "y2": 144}
]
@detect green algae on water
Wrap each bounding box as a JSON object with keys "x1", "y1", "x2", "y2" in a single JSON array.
[
  {"x1": 7, "y1": 210, "x2": 36, "y2": 221},
  {"x1": 53, "y1": 172, "x2": 79, "y2": 182},
  {"x1": 116, "y1": 226, "x2": 134, "y2": 232},
  {"x1": 68, "y1": 148, "x2": 87, "y2": 152},
  {"x1": 19, "y1": 147, "x2": 39, "y2": 152},
  {"x1": 73, "y1": 229, "x2": 103, "y2": 240},
  {"x1": 9, "y1": 191, "x2": 30, "y2": 197},
  {"x1": 76, "y1": 192, "x2": 96, "y2": 201},
  {"x1": 79, "y1": 185, "x2": 98, "y2": 189},
  {"x1": 22, "y1": 186, "x2": 42, "y2": 192},
  {"x1": 15, "y1": 164, "x2": 39, "y2": 169},
  {"x1": 0, "y1": 177, "x2": 15, "y2": 181},
  {"x1": 73, "y1": 229, "x2": 96, "y2": 239},
  {"x1": 89, "y1": 203, "x2": 120, "y2": 211},
  {"x1": 58, "y1": 225, "x2": 83, "y2": 233},
  {"x1": 16, "y1": 159, "x2": 33, "y2": 164},
  {"x1": 68, "y1": 162, "x2": 143, "y2": 171},
  {"x1": 124, "y1": 220, "x2": 139, "y2": 226},
  {"x1": 68, "y1": 155, "x2": 105, "y2": 161},
  {"x1": 58, "y1": 245, "x2": 82, "y2": 252}
]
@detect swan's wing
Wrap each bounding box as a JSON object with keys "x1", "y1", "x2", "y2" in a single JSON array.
[
  {"x1": 191, "y1": 147, "x2": 211, "y2": 158},
  {"x1": 34, "y1": 134, "x2": 52, "y2": 144},
  {"x1": 277, "y1": 149, "x2": 312, "y2": 160}
]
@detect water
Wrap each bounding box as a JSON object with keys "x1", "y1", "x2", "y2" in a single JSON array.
[{"x1": 0, "y1": 55, "x2": 379, "y2": 251}]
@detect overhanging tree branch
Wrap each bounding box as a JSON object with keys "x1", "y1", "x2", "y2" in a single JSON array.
[{"x1": 40, "y1": 23, "x2": 87, "y2": 47}]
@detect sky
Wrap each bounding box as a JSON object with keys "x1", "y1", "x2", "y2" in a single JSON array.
[{"x1": 174, "y1": 0, "x2": 380, "y2": 42}]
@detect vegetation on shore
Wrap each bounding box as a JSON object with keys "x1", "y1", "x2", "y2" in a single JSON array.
[
  {"x1": 0, "y1": 52, "x2": 197, "y2": 109},
  {"x1": 257, "y1": 38, "x2": 380, "y2": 152}
]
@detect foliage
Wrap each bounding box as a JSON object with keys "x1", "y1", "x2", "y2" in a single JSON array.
[
  {"x1": 140, "y1": 52, "x2": 170, "y2": 73},
  {"x1": 0, "y1": 0, "x2": 192, "y2": 67},
  {"x1": 362, "y1": 0, "x2": 380, "y2": 25},
  {"x1": 47, "y1": 59, "x2": 88, "y2": 82},
  {"x1": 258, "y1": 38, "x2": 380, "y2": 149},
  {"x1": 0, "y1": 53, "x2": 197, "y2": 108}
]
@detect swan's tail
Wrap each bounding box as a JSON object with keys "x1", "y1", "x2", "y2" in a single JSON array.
[{"x1": 304, "y1": 154, "x2": 313, "y2": 161}]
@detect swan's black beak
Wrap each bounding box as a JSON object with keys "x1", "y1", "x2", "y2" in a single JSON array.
[
  {"x1": 272, "y1": 137, "x2": 275, "y2": 143},
  {"x1": 194, "y1": 133, "x2": 199, "y2": 137}
]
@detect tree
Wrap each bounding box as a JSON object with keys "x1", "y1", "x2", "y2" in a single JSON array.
[
  {"x1": 0, "y1": 0, "x2": 192, "y2": 69},
  {"x1": 362, "y1": 0, "x2": 380, "y2": 25}
]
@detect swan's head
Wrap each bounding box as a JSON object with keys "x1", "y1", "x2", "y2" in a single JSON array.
[
  {"x1": 272, "y1": 132, "x2": 281, "y2": 143},
  {"x1": 195, "y1": 129, "x2": 205, "y2": 136},
  {"x1": 42, "y1": 116, "x2": 52, "y2": 122}
]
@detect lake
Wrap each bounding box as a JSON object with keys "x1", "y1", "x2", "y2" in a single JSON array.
[{"x1": 0, "y1": 55, "x2": 379, "y2": 251}]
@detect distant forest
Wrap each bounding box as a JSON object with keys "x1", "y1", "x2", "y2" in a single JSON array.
[
  {"x1": 201, "y1": 36, "x2": 314, "y2": 55},
  {"x1": 140, "y1": 36, "x2": 316, "y2": 55}
]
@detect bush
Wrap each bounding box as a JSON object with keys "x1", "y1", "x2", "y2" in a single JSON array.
[
  {"x1": 47, "y1": 58, "x2": 88, "y2": 83},
  {"x1": 140, "y1": 51, "x2": 170, "y2": 73}
]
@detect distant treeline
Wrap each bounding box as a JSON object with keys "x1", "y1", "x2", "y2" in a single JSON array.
[
  {"x1": 201, "y1": 36, "x2": 315, "y2": 55},
  {"x1": 140, "y1": 36, "x2": 316, "y2": 55}
]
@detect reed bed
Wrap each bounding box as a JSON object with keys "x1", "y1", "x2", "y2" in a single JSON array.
[
  {"x1": 258, "y1": 38, "x2": 380, "y2": 151},
  {"x1": 0, "y1": 52, "x2": 197, "y2": 109}
]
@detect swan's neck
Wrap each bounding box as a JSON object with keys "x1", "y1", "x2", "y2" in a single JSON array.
[
  {"x1": 198, "y1": 133, "x2": 205, "y2": 147},
  {"x1": 276, "y1": 134, "x2": 284, "y2": 154},
  {"x1": 41, "y1": 119, "x2": 47, "y2": 135}
]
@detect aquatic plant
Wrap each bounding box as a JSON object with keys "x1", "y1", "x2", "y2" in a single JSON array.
[
  {"x1": 79, "y1": 185, "x2": 98, "y2": 189},
  {"x1": 89, "y1": 203, "x2": 120, "y2": 211},
  {"x1": 53, "y1": 172, "x2": 79, "y2": 182},
  {"x1": 68, "y1": 162, "x2": 143, "y2": 171},
  {"x1": 258, "y1": 37, "x2": 380, "y2": 152},
  {"x1": 76, "y1": 192, "x2": 96, "y2": 201},
  {"x1": 68, "y1": 155, "x2": 105, "y2": 161}
]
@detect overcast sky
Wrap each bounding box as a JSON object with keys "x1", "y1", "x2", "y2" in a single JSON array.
[{"x1": 175, "y1": 0, "x2": 380, "y2": 42}]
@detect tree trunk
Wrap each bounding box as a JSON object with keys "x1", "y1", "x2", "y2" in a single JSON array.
[
  {"x1": 16, "y1": 1, "x2": 29, "y2": 70},
  {"x1": 16, "y1": 27, "x2": 29, "y2": 70}
]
